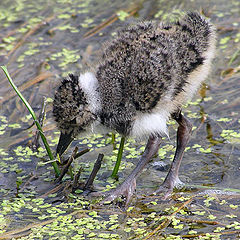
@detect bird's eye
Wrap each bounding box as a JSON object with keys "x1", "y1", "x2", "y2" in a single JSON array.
[{"x1": 69, "y1": 118, "x2": 77, "y2": 125}]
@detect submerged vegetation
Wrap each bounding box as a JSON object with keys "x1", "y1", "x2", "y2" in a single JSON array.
[{"x1": 0, "y1": 0, "x2": 240, "y2": 239}]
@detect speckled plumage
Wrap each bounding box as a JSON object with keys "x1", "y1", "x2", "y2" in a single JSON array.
[
  {"x1": 53, "y1": 12, "x2": 216, "y2": 203},
  {"x1": 53, "y1": 12, "x2": 216, "y2": 141}
]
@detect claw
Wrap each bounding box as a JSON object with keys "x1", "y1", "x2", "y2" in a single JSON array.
[
  {"x1": 154, "y1": 177, "x2": 185, "y2": 200},
  {"x1": 99, "y1": 178, "x2": 136, "y2": 206},
  {"x1": 153, "y1": 185, "x2": 173, "y2": 200}
]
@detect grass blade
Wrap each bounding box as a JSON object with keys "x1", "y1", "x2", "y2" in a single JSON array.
[
  {"x1": 1, "y1": 66, "x2": 60, "y2": 177},
  {"x1": 111, "y1": 136, "x2": 125, "y2": 179}
]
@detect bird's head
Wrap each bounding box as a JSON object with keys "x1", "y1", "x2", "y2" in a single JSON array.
[{"x1": 53, "y1": 74, "x2": 96, "y2": 155}]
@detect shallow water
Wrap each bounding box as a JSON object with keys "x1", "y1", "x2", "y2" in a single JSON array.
[{"x1": 0, "y1": 0, "x2": 240, "y2": 239}]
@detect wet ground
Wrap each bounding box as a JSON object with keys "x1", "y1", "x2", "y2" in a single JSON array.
[{"x1": 0, "y1": 0, "x2": 240, "y2": 239}]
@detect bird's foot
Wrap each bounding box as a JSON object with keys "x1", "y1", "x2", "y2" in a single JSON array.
[
  {"x1": 98, "y1": 178, "x2": 136, "y2": 206},
  {"x1": 153, "y1": 177, "x2": 185, "y2": 200}
]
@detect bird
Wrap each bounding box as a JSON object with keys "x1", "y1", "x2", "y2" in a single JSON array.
[{"x1": 53, "y1": 12, "x2": 216, "y2": 204}]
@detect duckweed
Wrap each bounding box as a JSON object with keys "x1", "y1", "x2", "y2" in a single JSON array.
[{"x1": 1, "y1": 0, "x2": 240, "y2": 239}]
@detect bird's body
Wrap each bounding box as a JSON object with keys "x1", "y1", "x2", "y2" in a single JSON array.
[{"x1": 53, "y1": 12, "x2": 216, "y2": 203}]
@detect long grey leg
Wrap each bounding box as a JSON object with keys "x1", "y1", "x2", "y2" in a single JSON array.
[
  {"x1": 156, "y1": 111, "x2": 192, "y2": 197},
  {"x1": 103, "y1": 135, "x2": 162, "y2": 205}
]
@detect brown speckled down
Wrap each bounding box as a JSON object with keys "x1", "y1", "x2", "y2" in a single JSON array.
[{"x1": 53, "y1": 12, "x2": 216, "y2": 139}]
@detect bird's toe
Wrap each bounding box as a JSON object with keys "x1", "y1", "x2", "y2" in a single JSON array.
[
  {"x1": 98, "y1": 178, "x2": 136, "y2": 206},
  {"x1": 153, "y1": 185, "x2": 173, "y2": 200},
  {"x1": 153, "y1": 177, "x2": 185, "y2": 200}
]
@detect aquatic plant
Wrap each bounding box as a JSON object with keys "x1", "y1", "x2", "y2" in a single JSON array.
[{"x1": 1, "y1": 66, "x2": 60, "y2": 177}]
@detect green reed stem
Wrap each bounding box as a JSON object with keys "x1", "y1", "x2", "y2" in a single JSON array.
[
  {"x1": 1, "y1": 66, "x2": 60, "y2": 177},
  {"x1": 111, "y1": 136, "x2": 125, "y2": 179},
  {"x1": 111, "y1": 132, "x2": 116, "y2": 150}
]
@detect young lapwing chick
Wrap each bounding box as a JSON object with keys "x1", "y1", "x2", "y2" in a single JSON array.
[{"x1": 53, "y1": 12, "x2": 216, "y2": 204}]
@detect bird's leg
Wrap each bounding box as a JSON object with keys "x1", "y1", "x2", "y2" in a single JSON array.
[
  {"x1": 156, "y1": 111, "x2": 192, "y2": 198},
  {"x1": 102, "y1": 135, "x2": 162, "y2": 205}
]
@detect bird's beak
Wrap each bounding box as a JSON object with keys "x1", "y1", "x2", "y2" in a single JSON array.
[{"x1": 56, "y1": 131, "x2": 74, "y2": 156}]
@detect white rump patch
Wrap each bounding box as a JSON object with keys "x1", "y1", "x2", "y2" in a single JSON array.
[
  {"x1": 130, "y1": 111, "x2": 169, "y2": 139},
  {"x1": 79, "y1": 72, "x2": 101, "y2": 114}
]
